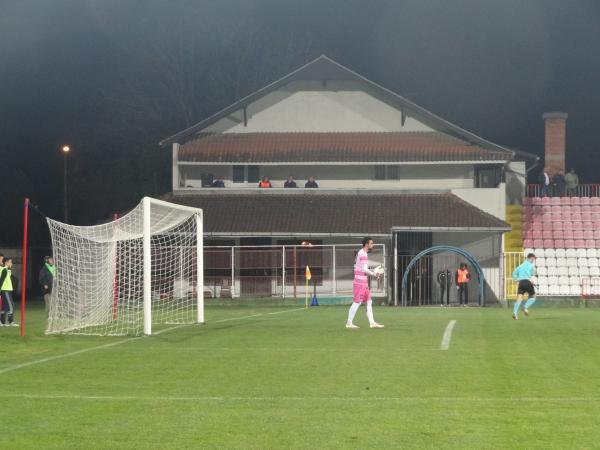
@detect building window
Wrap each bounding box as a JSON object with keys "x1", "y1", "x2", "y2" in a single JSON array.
[
  {"x1": 232, "y1": 165, "x2": 260, "y2": 183},
  {"x1": 475, "y1": 165, "x2": 502, "y2": 188},
  {"x1": 374, "y1": 165, "x2": 400, "y2": 180},
  {"x1": 233, "y1": 166, "x2": 245, "y2": 183}
]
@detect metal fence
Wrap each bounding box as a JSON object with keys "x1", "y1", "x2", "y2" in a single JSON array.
[
  {"x1": 203, "y1": 244, "x2": 387, "y2": 300},
  {"x1": 527, "y1": 183, "x2": 600, "y2": 198},
  {"x1": 503, "y1": 252, "x2": 524, "y2": 300}
]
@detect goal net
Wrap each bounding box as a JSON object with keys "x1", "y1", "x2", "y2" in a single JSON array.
[{"x1": 46, "y1": 197, "x2": 203, "y2": 336}]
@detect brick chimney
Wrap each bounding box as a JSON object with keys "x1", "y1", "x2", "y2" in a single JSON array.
[{"x1": 543, "y1": 112, "x2": 568, "y2": 173}]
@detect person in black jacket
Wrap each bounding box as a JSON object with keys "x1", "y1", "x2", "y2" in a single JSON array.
[{"x1": 39, "y1": 256, "x2": 55, "y2": 315}]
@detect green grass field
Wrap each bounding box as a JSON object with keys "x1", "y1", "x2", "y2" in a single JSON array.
[{"x1": 2, "y1": 302, "x2": 600, "y2": 449}]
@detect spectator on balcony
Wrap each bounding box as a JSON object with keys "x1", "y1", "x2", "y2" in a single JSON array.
[
  {"x1": 305, "y1": 176, "x2": 319, "y2": 188},
  {"x1": 552, "y1": 171, "x2": 566, "y2": 197},
  {"x1": 284, "y1": 176, "x2": 297, "y2": 188},
  {"x1": 258, "y1": 176, "x2": 272, "y2": 188},
  {"x1": 565, "y1": 168, "x2": 579, "y2": 197},
  {"x1": 538, "y1": 168, "x2": 551, "y2": 197},
  {"x1": 211, "y1": 176, "x2": 225, "y2": 188}
]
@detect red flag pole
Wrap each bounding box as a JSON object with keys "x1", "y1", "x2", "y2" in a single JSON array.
[{"x1": 20, "y1": 198, "x2": 30, "y2": 337}]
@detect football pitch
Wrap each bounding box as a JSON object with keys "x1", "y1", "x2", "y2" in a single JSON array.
[{"x1": 1, "y1": 303, "x2": 600, "y2": 449}]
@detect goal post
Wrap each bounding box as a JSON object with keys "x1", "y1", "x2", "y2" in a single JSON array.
[{"x1": 46, "y1": 196, "x2": 204, "y2": 336}]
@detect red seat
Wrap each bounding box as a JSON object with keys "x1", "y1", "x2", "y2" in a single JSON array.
[
  {"x1": 594, "y1": 229, "x2": 600, "y2": 239},
  {"x1": 553, "y1": 230, "x2": 564, "y2": 239},
  {"x1": 563, "y1": 230, "x2": 574, "y2": 240},
  {"x1": 591, "y1": 207, "x2": 600, "y2": 214},
  {"x1": 580, "y1": 197, "x2": 591, "y2": 205},
  {"x1": 532, "y1": 230, "x2": 543, "y2": 239},
  {"x1": 550, "y1": 197, "x2": 561, "y2": 205},
  {"x1": 532, "y1": 197, "x2": 543, "y2": 206},
  {"x1": 533, "y1": 239, "x2": 544, "y2": 248},
  {"x1": 571, "y1": 197, "x2": 582, "y2": 205},
  {"x1": 590, "y1": 197, "x2": 600, "y2": 205},
  {"x1": 543, "y1": 239, "x2": 554, "y2": 248},
  {"x1": 585, "y1": 239, "x2": 596, "y2": 248},
  {"x1": 523, "y1": 230, "x2": 534, "y2": 239},
  {"x1": 596, "y1": 240, "x2": 600, "y2": 248},
  {"x1": 571, "y1": 214, "x2": 582, "y2": 222},
  {"x1": 573, "y1": 230, "x2": 585, "y2": 239},
  {"x1": 552, "y1": 221, "x2": 564, "y2": 230},
  {"x1": 533, "y1": 206, "x2": 544, "y2": 215},
  {"x1": 581, "y1": 206, "x2": 592, "y2": 214},
  {"x1": 572, "y1": 222, "x2": 584, "y2": 230},
  {"x1": 542, "y1": 230, "x2": 553, "y2": 239},
  {"x1": 560, "y1": 197, "x2": 571, "y2": 205},
  {"x1": 554, "y1": 239, "x2": 565, "y2": 248},
  {"x1": 575, "y1": 239, "x2": 586, "y2": 248},
  {"x1": 565, "y1": 239, "x2": 576, "y2": 248},
  {"x1": 532, "y1": 222, "x2": 543, "y2": 231},
  {"x1": 523, "y1": 239, "x2": 534, "y2": 248},
  {"x1": 584, "y1": 230, "x2": 595, "y2": 240},
  {"x1": 523, "y1": 197, "x2": 533, "y2": 206},
  {"x1": 581, "y1": 213, "x2": 593, "y2": 222}
]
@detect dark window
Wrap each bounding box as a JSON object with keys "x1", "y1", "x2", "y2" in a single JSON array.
[
  {"x1": 475, "y1": 166, "x2": 502, "y2": 188},
  {"x1": 374, "y1": 166, "x2": 386, "y2": 180},
  {"x1": 387, "y1": 165, "x2": 400, "y2": 180},
  {"x1": 247, "y1": 166, "x2": 259, "y2": 183},
  {"x1": 233, "y1": 166, "x2": 245, "y2": 183}
]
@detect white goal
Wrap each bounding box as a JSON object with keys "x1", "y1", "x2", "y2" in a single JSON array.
[{"x1": 46, "y1": 197, "x2": 203, "y2": 336}]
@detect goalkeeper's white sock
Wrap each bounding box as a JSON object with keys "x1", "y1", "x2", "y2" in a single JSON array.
[
  {"x1": 366, "y1": 300, "x2": 375, "y2": 325},
  {"x1": 347, "y1": 302, "x2": 361, "y2": 324}
]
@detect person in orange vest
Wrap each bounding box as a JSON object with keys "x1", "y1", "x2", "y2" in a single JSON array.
[
  {"x1": 258, "y1": 176, "x2": 272, "y2": 188},
  {"x1": 455, "y1": 263, "x2": 470, "y2": 306}
]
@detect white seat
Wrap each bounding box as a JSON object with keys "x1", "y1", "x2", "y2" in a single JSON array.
[
  {"x1": 577, "y1": 248, "x2": 588, "y2": 258},
  {"x1": 569, "y1": 285, "x2": 582, "y2": 296},
  {"x1": 587, "y1": 248, "x2": 598, "y2": 258},
  {"x1": 536, "y1": 257, "x2": 546, "y2": 267},
  {"x1": 534, "y1": 248, "x2": 545, "y2": 257},
  {"x1": 569, "y1": 275, "x2": 581, "y2": 286},
  {"x1": 546, "y1": 258, "x2": 557, "y2": 268},
  {"x1": 555, "y1": 249, "x2": 567, "y2": 258},
  {"x1": 546, "y1": 267, "x2": 558, "y2": 276},
  {"x1": 549, "y1": 285, "x2": 561, "y2": 295},
  {"x1": 548, "y1": 276, "x2": 558, "y2": 286},
  {"x1": 590, "y1": 267, "x2": 600, "y2": 277},
  {"x1": 568, "y1": 267, "x2": 580, "y2": 277},
  {"x1": 538, "y1": 284, "x2": 549, "y2": 296},
  {"x1": 557, "y1": 266, "x2": 569, "y2": 276},
  {"x1": 559, "y1": 285, "x2": 571, "y2": 295},
  {"x1": 537, "y1": 267, "x2": 548, "y2": 276},
  {"x1": 566, "y1": 249, "x2": 578, "y2": 258},
  {"x1": 578, "y1": 257, "x2": 589, "y2": 267},
  {"x1": 544, "y1": 249, "x2": 556, "y2": 258},
  {"x1": 588, "y1": 258, "x2": 599, "y2": 267},
  {"x1": 566, "y1": 258, "x2": 578, "y2": 267},
  {"x1": 537, "y1": 276, "x2": 548, "y2": 287},
  {"x1": 524, "y1": 248, "x2": 535, "y2": 257},
  {"x1": 580, "y1": 267, "x2": 590, "y2": 277},
  {"x1": 558, "y1": 276, "x2": 570, "y2": 286}
]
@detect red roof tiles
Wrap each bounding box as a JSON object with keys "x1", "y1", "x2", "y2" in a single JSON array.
[{"x1": 178, "y1": 132, "x2": 510, "y2": 163}]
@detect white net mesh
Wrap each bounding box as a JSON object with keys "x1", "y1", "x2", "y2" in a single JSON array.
[{"x1": 46, "y1": 197, "x2": 203, "y2": 336}]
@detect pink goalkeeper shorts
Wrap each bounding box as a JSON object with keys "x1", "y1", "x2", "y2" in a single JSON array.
[{"x1": 353, "y1": 282, "x2": 371, "y2": 303}]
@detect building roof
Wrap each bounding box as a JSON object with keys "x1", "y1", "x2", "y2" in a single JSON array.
[
  {"x1": 178, "y1": 131, "x2": 511, "y2": 163},
  {"x1": 160, "y1": 55, "x2": 537, "y2": 161},
  {"x1": 162, "y1": 191, "x2": 510, "y2": 235}
]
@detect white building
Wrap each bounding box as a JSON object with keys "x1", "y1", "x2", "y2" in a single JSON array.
[{"x1": 160, "y1": 55, "x2": 537, "y2": 304}]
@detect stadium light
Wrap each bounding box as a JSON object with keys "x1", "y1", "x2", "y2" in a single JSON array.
[{"x1": 62, "y1": 144, "x2": 71, "y2": 222}]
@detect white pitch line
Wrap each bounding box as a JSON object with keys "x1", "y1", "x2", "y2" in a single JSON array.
[
  {"x1": 440, "y1": 320, "x2": 457, "y2": 350},
  {"x1": 1, "y1": 393, "x2": 597, "y2": 403},
  {"x1": 0, "y1": 308, "x2": 304, "y2": 375}
]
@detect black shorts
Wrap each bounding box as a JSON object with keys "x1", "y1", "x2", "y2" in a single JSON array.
[{"x1": 517, "y1": 280, "x2": 535, "y2": 297}]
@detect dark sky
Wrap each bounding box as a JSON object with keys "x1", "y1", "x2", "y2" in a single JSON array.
[{"x1": 1, "y1": 0, "x2": 600, "y2": 242}]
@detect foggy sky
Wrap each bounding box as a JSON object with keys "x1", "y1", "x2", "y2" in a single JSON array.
[{"x1": 1, "y1": 0, "x2": 599, "y2": 241}]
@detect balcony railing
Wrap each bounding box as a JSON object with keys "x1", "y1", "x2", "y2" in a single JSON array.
[{"x1": 526, "y1": 184, "x2": 600, "y2": 198}]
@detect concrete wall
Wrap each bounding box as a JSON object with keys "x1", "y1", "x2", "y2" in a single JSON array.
[
  {"x1": 204, "y1": 80, "x2": 434, "y2": 133},
  {"x1": 180, "y1": 164, "x2": 475, "y2": 189},
  {"x1": 432, "y1": 232, "x2": 503, "y2": 303},
  {"x1": 452, "y1": 185, "x2": 506, "y2": 220}
]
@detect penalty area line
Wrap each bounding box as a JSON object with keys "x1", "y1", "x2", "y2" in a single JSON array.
[
  {"x1": 440, "y1": 320, "x2": 456, "y2": 350},
  {"x1": 0, "y1": 308, "x2": 304, "y2": 375}
]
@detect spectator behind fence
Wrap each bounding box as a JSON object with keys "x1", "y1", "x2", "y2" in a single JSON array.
[
  {"x1": 211, "y1": 176, "x2": 225, "y2": 188},
  {"x1": 305, "y1": 176, "x2": 319, "y2": 188},
  {"x1": 258, "y1": 176, "x2": 272, "y2": 188},
  {"x1": 0, "y1": 257, "x2": 16, "y2": 326},
  {"x1": 39, "y1": 256, "x2": 55, "y2": 315},
  {"x1": 284, "y1": 176, "x2": 297, "y2": 188},
  {"x1": 552, "y1": 171, "x2": 566, "y2": 197},
  {"x1": 539, "y1": 168, "x2": 551, "y2": 197},
  {"x1": 565, "y1": 168, "x2": 579, "y2": 196}
]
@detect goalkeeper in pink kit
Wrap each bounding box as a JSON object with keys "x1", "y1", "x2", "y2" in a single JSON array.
[{"x1": 346, "y1": 237, "x2": 384, "y2": 329}]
